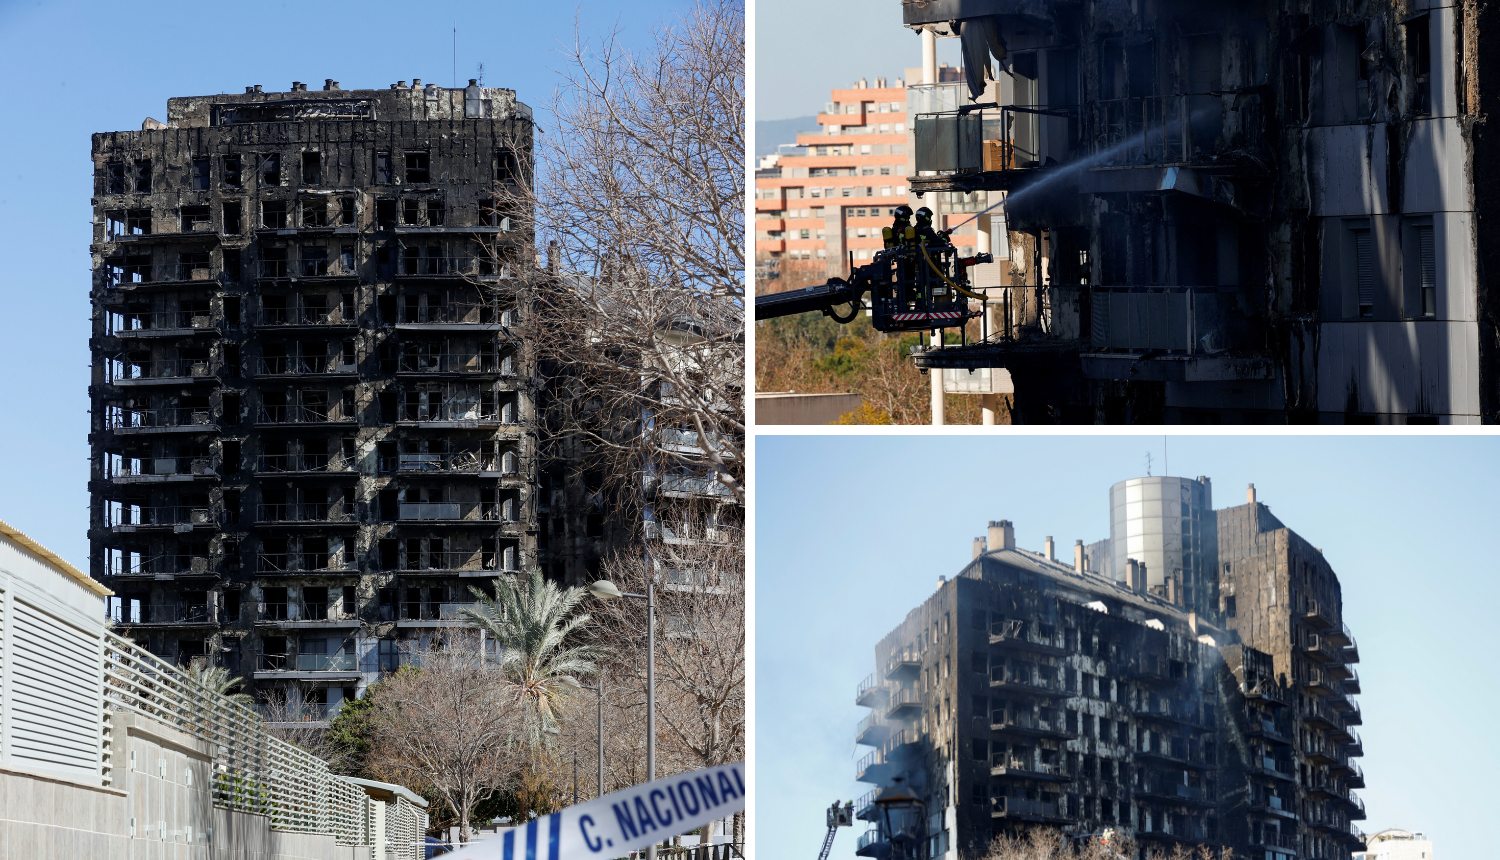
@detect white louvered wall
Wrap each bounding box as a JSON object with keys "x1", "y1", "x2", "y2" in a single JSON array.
[{"x1": 7, "y1": 598, "x2": 103, "y2": 778}]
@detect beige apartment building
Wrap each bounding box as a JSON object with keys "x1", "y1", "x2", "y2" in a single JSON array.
[{"x1": 755, "y1": 68, "x2": 986, "y2": 285}]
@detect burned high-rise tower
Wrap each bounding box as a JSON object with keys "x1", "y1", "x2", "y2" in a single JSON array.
[
  {"x1": 854, "y1": 478, "x2": 1365, "y2": 860},
  {"x1": 89, "y1": 79, "x2": 535, "y2": 718}
]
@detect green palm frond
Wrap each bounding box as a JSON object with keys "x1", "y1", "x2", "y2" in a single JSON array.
[
  {"x1": 461, "y1": 569, "x2": 607, "y2": 749},
  {"x1": 187, "y1": 659, "x2": 255, "y2": 708}
]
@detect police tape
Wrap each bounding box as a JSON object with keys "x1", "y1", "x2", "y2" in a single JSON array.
[{"x1": 445, "y1": 761, "x2": 746, "y2": 860}]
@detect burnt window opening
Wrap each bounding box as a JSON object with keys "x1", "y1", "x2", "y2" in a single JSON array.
[
  {"x1": 300, "y1": 245, "x2": 329, "y2": 277},
  {"x1": 375, "y1": 152, "x2": 393, "y2": 184},
  {"x1": 302, "y1": 151, "x2": 322, "y2": 185},
  {"x1": 179, "y1": 251, "x2": 212, "y2": 280},
  {"x1": 303, "y1": 197, "x2": 328, "y2": 227},
  {"x1": 262, "y1": 246, "x2": 288, "y2": 278},
  {"x1": 262, "y1": 200, "x2": 288, "y2": 229},
  {"x1": 479, "y1": 198, "x2": 499, "y2": 226},
  {"x1": 339, "y1": 197, "x2": 355, "y2": 226},
  {"x1": 222, "y1": 249, "x2": 242, "y2": 282},
  {"x1": 376, "y1": 199, "x2": 397, "y2": 229},
  {"x1": 191, "y1": 158, "x2": 211, "y2": 191},
  {"x1": 181, "y1": 205, "x2": 211, "y2": 233},
  {"x1": 427, "y1": 199, "x2": 445, "y2": 226},
  {"x1": 495, "y1": 149, "x2": 519, "y2": 182},
  {"x1": 402, "y1": 198, "x2": 422, "y2": 225},
  {"x1": 132, "y1": 160, "x2": 153, "y2": 193},
  {"x1": 106, "y1": 162, "x2": 126, "y2": 194},
  {"x1": 1406, "y1": 15, "x2": 1432, "y2": 115},
  {"x1": 223, "y1": 201, "x2": 242, "y2": 234},
  {"x1": 261, "y1": 153, "x2": 281, "y2": 186},
  {"x1": 1224, "y1": 595, "x2": 1236, "y2": 617},
  {"x1": 405, "y1": 151, "x2": 430, "y2": 183},
  {"x1": 340, "y1": 245, "x2": 355, "y2": 273},
  {"x1": 223, "y1": 154, "x2": 242, "y2": 188},
  {"x1": 125, "y1": 208, "x2": 152, "y2": 236}
]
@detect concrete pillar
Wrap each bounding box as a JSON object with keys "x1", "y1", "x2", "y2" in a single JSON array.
[
  {"x1": 981, "y1": 393, "x2": 997, "y2": 424},
  {"x1": 1074, "y1": 540, "x2": 1084, "y2": 572},
  {"x1": 922, "y1": 29, "x2": 937, "y2": 84},
  {"x1": 1045, "y1": 536, "x2": 1054, "y2": 561},
  {"x1": 930, "y1": 334, "x2": 945, "y2": 425},
  {"x1": 1247, "y1": 483, "x2": 1257, "y2": 504}
]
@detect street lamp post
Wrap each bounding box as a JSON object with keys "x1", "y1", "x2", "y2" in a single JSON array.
[
  {"x1": 561, "y1": 672, "x2": 606, "y2": 802},
  {"x1": 589, "y1": 577, "x2": 655, "y2": 860}
]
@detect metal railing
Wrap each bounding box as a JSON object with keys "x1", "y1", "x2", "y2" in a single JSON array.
[
  {"x1": 106, "y1": 553, "x2": 212, "y2": 578},
  {"x1": 121, "y1": 604, "x2": 216, "y2": 624},
  {"x1": 646, "y1": 520, "x2": 741, "y2": 543},
  {"x1": 254, "y1": 356, "x2": 352, "y2": 376},
  {"x1": 396, "y1": 257, "x2": 514, "y2": 278},
  {"x1": 1089, "y1": 285, "x2": 1260, "y2": 354},
  {"x1": 110, "y1": 505, "x2": 216, "y2": 527},
  {"x1": 255, "y1": 503, "x2": 355, "y2": 523},
  {"x1": 256, "y1": 553, "x2": 350, "y2": 573},
  {"x1": 257, "y1": 309, "x2": 356, "y2": 327},
  {"x1": 990, "y1": 666, "x2": 1055, "y2": 692},
  {"x1": 102, "y1": 630, "x2": 428, "y2": 846},
  {"x1": 111, "y1": 358, "x2": 214, "y2": 381},
  {"x1": 991, "y1": 755, "x2": 1058, "y2": 775},
  {"x1": 106, "y1": 457, "x2": 215, "y2": 479},
  {"x1": 257, "y1": 453, "x2": 355, "y2": 473},
  {"x1": 1087, "y1": 94, "x2": 1226, "y2": 165},
  {"x1": 110, "y1": 310, "x2": 217, "y2": 334},
  {"x1": 388, "y1": 451, "x2": 503, "y2": 473},
  {"x1": 396, "y1": 550, "x2": 510, "y2": 573},
  {"x1": 993, "y1": 796, "x2": 1057, "y2": 818},
  {"x1": 398, "y1": 353, "x2": 509, "y2": 374},
  {"x1": 257, "y1": 405, "x2": 344, "y2": 424},
  {"x1": 108, "y1": 407, "x2": 214, "y2": 430},
  {"x1": 391, "y1": 301, "x2": 511, "y2": 325}
]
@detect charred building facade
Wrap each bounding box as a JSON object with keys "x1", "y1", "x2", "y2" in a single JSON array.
[
  {"x1": 88, "y1": 79, "x2": 535, "y2": 719},
  {"x1": 901, "y1": 0, "x2": 1497, "y2": 423},
  {"x1": 853, "y1": 479, "x2": 1365, "y2": 860}
]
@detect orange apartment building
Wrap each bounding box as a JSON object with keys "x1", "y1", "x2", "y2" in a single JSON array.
[{"x1": 755, "y1": 68, "x2": 985, "y2": 286}]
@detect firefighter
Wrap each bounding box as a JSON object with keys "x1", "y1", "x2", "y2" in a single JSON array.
[
  {"x1": 913, "y1": 206, "x2": 950, "y2": 247},
  {"x1": 883, "y1": 205, "x2": 914, "y2": 249}
]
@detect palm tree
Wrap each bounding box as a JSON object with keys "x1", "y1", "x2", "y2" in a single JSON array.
[
  {"x1": 187, "y1": 658, "x2": 254, "y2": 709},
  {"x1": 463, "y1": 568, "x2": 605, "y2": 750}
]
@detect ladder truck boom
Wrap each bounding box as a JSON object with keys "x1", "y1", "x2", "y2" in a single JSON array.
[{"x1": 818, "y1": 801, "x2": 854, "y2": 860}]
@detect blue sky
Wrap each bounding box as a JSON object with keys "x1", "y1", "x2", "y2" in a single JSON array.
[
  {"x1": 755, "y1": 0, "x2": 964, "y2": 120},
  {"x1": 0, "y1": 0, "x2": 692, "y2": 566},
  {"x1": 756, "y1": 435, "x2": 1500, "y2": 860}
]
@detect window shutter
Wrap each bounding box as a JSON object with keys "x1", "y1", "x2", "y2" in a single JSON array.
[
  {"x1": 1417, "y1": 225, "x2": 1436, "y2": 316},
  {"x1": 1355, "y1": 229, "x2": 1374, "y2": 315},
  {"x1": 9, "y1": 599, "x2": 101, "y2": 777}
]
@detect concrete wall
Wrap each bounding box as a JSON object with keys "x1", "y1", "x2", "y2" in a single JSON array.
[
  {"x1": 755, "y1": 392, "x2": 863, "y2": 424},
  {"x1": 0, "y1": 710, "x2": 371, "y2": 860}
]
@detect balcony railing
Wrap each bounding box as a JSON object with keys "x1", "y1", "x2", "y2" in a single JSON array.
[
  {"x1": 257, "y1": 405, "x2": 345, "y2": 424},
  {"x1": 1089, "y1": 285, "x2": 1260, "y2": 354},
  {"x1": 256, "y1": 553, "x2": 349, "y2": 573},
  {"x1": 120, "y1": 604, "x2": 216, "y2": 624},
  {"x1": 388, "y1": 451, "x2": 504, "y2": 473},
  {"x1": 990, "y1": 709, "x2": 1067, "y2": 735},
  {"x1": 106, "y1": 554, "x2": 212, "y2": 578},
  {"x1": 110, "y1": 505, "x2": 216, "y2": 527},
  {"x1": 991, "y1": 755, "x2": 1059, "y2": 776},
  {"x1": 396, "y1": 550, "x2": 511, "y2": 573},
  {"x1": 1251, "y1": 832, "x2": 1297, "y2": 850},
  {"x1": 108, "y1": 407, "x2": 215, "y2": 430},
  {"x1": 256, "y1": 309, "x2": 357, "y2": 327},
  {"x1": 990, "y1": 666, "x2": 1056, "y2": 693},
  {"x1": 296, "y1": 652, "x2": 358, "y2": 671},
  {"x1": 391, "y1": 302, "x2": 512, "y2": 326},
  {"x1": 396, "y1": 256, "x2": 513, "y2": 278},
  {"x1": 992, "y1": 796, "x2": 1057, "y2": 818},
  {"x1": 110, "y1": 358, "x2": 214, "y2": 381},
  {"x1": 1144, "y1": 782, "x2": 1207, "y2": 803},
  {"x1": 111, "y1": 310, "x2": 216, "y2": 334},
  {"x1": 645, "y1": 520, "x2": 741, "y2": 544},
  {"x1": 398, "y1": 353, "x2": 509, "y2": 374},
  {"x1": 255, "y1": 503, "x2": 355, "y2": 523},
  {"x1": 257, "y1": 453, "x2": 355, "y2": 473},
  {"x1": 1087, "y1": 94, "x2": 1227, "y2": 165},
  {"x1": 107, "y1": 457, "x2": 215, "y2": 479},
  {"x1": 254, "y1": 356, "x2": 354, "y2": 376}
]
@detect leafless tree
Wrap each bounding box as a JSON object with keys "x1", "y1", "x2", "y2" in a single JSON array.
[
  {"x1": 256, "y1": 689, "x2": 336, "y2": 761},
  {"x1": 485, "y1": 0, "x2": 745, "y2": 512},
  {"x1": 979, "y1": 829, "x2": 1232, "y2": 860},
  {"x1": 364, "y1": 634, "x2": 523, "y2": 843}
]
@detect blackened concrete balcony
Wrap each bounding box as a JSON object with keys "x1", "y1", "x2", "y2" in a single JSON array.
[
  {"x1": 256, "y1": 405, "x2": 357, "y2": 427},
  {"x1": 255, "y1": 553, "x2": 355, "y2": 574},
  {"x1": 106, "y1": 554, "x2": 215, "y2": 580},
  {"x1": 108, "y1": 407, "x2": 216, "y2": 434},
  {"x1": 989, "y1": 755, "x2": 1069, "y2": 783},
  {"x1": 884, "y1": 648, "x2": 920, "y2": 681},
  {"x1": 1249, "y1": 831, "x2": 1297, "y2": 853},
  {"x1": 988, "y1": 619, "x2": 1067, "y2": 656},
  {"x1": 854, "y1": 829, "x2": 887, "y2": 857},
  {"x1": 252, "y1": 356, "x2": 358, "y2": 378},
  {"x1": 109, "y1": 358, "x2": 216, "y2": 386},
  {"x1": 109, "y1": 310, "x2": 218, "y2": 338},
  {"x1": 109, "y1": 505, "x2": 217, "y2": 532},
  {"x1": 116, "y1": 603, "x2": 217, "y2": 627},
  {"x1": 254, "y1": 308, "x2": 359, "y2": 330},
  {"x1": 1137, "y1": 782, "x2": 1212, "y2": 808},
  {"x1": 1248, "y1": 792, "x2": 1297, "y2": 820},
  {"x1": 254, "y1": 602, "x2": 360, "y2": 628},
  {"x1": 990, "y1": 796, "x2": 1066, "y2": 821},
  {"x1": 856, "y1": 711, "x2": 891, "y2": 747},
  {"x1": 106, "y1": 457, "x2": 217, "y2": 484},
  {"x1": 396, "y1": 601, "x2": 488, "y2": 629},
  {"x1": 388, "y1": 549, "x2": 515, "y2": 578},
  {"x1": 255, "y1": 453, "x2": 357, "y2": 476},
  {"x1": 1136, "y1": 742, "x2": 1213, "y2": 771},
  {"x1": 989, "y1": 666, "x2": 1061, "y2": 698},
  {"x1": 1303, "y1": 599, "x2": 1336, "y2": 630},
  {"x1": 1325, "y1": 621, "x2": 1353, "y2": 648},
  {"x1": 989, "y1": 709, "x2": 1072, "y2": 740},
  {"x1": 1253, "y1": 755, "x2": 1296, "y2": 782},
  {"x1": 254, "y1": 503, "x2": 356, "y2": 525},
  {"x1": 1246, "y1": 716, "x2": 1293, "y2": 746},
  {"x1": 389, "y1": 451, "x2": 510, "y2": 476},
  {"x1": 397, "y1": 352, "x2": 514, "y2": 377},
  {"x1": 885, "y1": 687, "x2": 921, "y2": 720},
  {"x1": 391, "y1": 301, "x2": 512, "y2": 332},
  {"x1": 855, "y1": 674, "x2": 886, "y2": 708}
]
